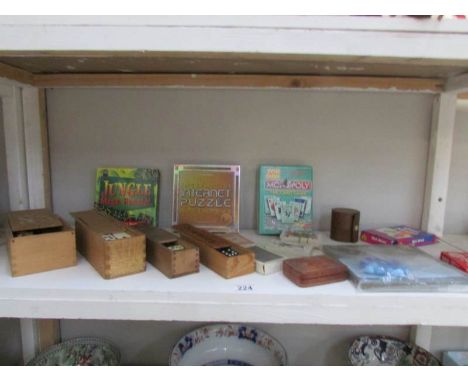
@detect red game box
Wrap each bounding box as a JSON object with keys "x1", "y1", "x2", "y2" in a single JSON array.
[{"x1": 440, "y1": 251, "x2": 468, "y2": 273}]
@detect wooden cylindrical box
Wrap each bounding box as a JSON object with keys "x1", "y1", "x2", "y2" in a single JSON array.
[{"x1": 330, "y1": 208, "x2": 360, "y2": 243}]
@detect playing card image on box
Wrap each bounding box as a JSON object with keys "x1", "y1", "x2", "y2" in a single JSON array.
[
  {"x1": 258, "y1": 165, "x2": 313, "y2": 234},
  {"x1": 173, "y1": 164, "x2": 240, "y2": 232},
  {"x1": 95, "y1": 167, "x2": 159, "y2": 226}
]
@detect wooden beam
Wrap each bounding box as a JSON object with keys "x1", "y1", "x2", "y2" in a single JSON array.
[
  {"x1": 458, "y1": 92, "x2": 468, "y2": 99},
  {"x1": 36, "y1": 319, "x2": 61, "y2": 353},
  {"x1": 32, "y1": 73, "x2": 444, "y2": 92},
  {"x1": 0, "y1": 62, "x2": 34, "y2": 85}
]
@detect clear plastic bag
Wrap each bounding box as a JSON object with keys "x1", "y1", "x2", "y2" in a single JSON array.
[{"x1": 323, "y1": 244, "x2": 468, "y2": 292}]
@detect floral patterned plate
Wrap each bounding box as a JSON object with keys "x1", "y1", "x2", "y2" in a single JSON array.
[
  {"x1": 348, "y1": 335, "x2": 440, "y2": 366},
  {"x1": 169, "y1": 324, "x2": 287, "y2": 366},
  {"x1": 27, "y1": 337, "x2": 121, "y2": 366}
]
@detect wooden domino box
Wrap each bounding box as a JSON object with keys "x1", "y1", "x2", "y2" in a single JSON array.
[
  {"x1": 6, "y1": 209, "x2": 76, "y2": 277},
  {"x1": 173, "y1": 224, "x2": 255, "y2": 279},
  {"x1": 137, "y1": 225, "x2": 199, "y2": 278},
  {"x1": 71, "y1": 209, "x2": 146, "y2": 279}
]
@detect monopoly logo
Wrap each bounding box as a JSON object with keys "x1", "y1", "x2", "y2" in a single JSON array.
[{"x1": 265, "y1": 180, "x2": 312, "y2": 190}]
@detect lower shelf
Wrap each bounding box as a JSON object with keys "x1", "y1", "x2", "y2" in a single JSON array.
[{"x1": 0, "y1": 232, "x2": 467, "y2": 326}]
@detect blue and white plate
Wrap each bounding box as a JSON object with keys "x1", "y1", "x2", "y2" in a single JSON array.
[{"x1": 170, "y1": 324, "x2": 287, "y2": 366}]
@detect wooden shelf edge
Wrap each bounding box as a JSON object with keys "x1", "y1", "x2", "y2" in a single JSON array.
[
  {"x1": 2, "y1": 65, "x2": 468, "y2": 96},
  {"x1": 0, "y1": 62, "x2": 34, "y2": 85},
  {"x1": 31, "y1": 73, "x2": 444, "y2": 92}
]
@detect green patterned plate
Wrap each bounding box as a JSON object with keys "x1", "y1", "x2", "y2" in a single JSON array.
[{"x1": 27, "y1": 337, "x2": 121, "y2": 366}]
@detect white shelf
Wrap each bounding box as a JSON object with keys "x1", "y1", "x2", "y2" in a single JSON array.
[
  {"x1": 1, "y1": 16, "x2": 468, "y2": 86},
  {"x1": 441, "y1": 234, "x2": 468, "y2": 252},
  {"x1": 1, "y1": 16, "x2": 467, "y2": 60},
  {"x1": 0, "y1": 232, "x2": 467, "y2": 327}
]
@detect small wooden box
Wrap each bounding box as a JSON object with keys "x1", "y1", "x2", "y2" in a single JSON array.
[
  {"x1": 173, "y1": 224, "x2": 255, "y2": 279},
  {"x1": 137, "y1": 226, "x2": 199, "y2": 278},
  {"x1": 6, "y1": 209, "x2": 76, "y2": 277},
  {"x1": 71, "y1": 209, "x2": 146, "y2": 279},
  {"x1": 283, "y1": 255, "x2": 348, "y2": 287}
]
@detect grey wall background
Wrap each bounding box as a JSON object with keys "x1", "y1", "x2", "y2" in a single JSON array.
[
  {"x1": 445, "y1": 101, "x2": 468, "y2": 234},
  {"x1": 46, "y1": 88, "x2": 434, "y2": 231},
  {"x1": 0, "y1": 102, "x2": 22, "y2": 365}
]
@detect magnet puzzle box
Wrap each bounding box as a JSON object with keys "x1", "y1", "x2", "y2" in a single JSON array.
[
  {"x1": 95, "y1": 167, "x2": 160, "y2": 226},
  {"x1": 172, "y1": 164, "x2": 240, "y2": 232},
  {"x1": 258, "y1": 165, "x2": 313, "y2": 235}
]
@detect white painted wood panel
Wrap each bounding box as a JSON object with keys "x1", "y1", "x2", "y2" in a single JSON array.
[
  {"x1": 1, "y1": 15, "x2": 468, "y2": 33},
  {"x1": 422, "y1": 93, "x2": 457, "y2": 237},
  {"x1": 0, "y1": 15, "x2": 468, "y2": 33},
  {"x1": 444, "y1": 100, "x2": 468, "y2": 234},
  {"x1": 0, "y1": 16, "x2": 468, "y2": 60},
  {"x1": 1, "y1": 86, "x2": 29, "y2": 211},
  {"x1": 19, "y1": 319, "x2": 37, "y2": 364},
  {"x1": 21, "y1": 88, "x2": 47, "y2": 209}
]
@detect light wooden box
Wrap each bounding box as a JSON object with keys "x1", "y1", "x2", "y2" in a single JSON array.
[
  {"x1": 71, "y1": 209, "x2": 146, "y2": 279},
  {"x1": 137, "y1": 226, "x2": 199, "y2": 278},
  {"x1": 173, "y1": 224, "x2": 255, "y2": 279},
  {"x1": 6, "y1": 209, "x2": 76, "y2": 277}
]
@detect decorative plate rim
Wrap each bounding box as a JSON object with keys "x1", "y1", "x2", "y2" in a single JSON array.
[
  {"x1": 27, "y1": 336, "x2": 121, "y2": 366},
  {"x1": 169, "y1": 323, "x2": 288, "y2": 366},
  {"x1": 348, "y1": 335, "x2": 441, "y2": 366}
]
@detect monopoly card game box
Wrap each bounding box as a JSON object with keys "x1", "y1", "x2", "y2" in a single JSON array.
[
  {"x1": 172, "y1": 164, "x2": 240, "y2": 232},
  {"x1": 258, "y1": 165, "x2": 313, "y2": 235}
]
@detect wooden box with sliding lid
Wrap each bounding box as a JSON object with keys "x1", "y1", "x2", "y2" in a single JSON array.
[
  {"x1": 6, "y1": 209, "x2": 76, "y2": 277},
  {"x1": 136, "y1": 226, "x2": 199, "y2": 278},
  {"x1": 71, "y1": 209, "x2": 146, "y2": 279},
  {"x1": 173, "y1": 224, "x2": 255, "y2": 279},
  {"x1": 283, "y1": 255, "x2": 348, "y2": 287}
]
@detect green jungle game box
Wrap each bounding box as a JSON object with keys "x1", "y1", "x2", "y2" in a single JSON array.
[
  {"x1": 95, "y1": 167, "x2": 159, "y2": 226},
  {"x1": 258, "y1": 165, "x2": 313, "y2": 235}
]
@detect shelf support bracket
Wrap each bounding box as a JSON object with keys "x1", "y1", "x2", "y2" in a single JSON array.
[
  {"x1": 410, "y1": 325, "x2": 433, "y2": 351},
  {"x1": 20, "y1": 319, "x2": 61, "y2": 364},
  {"x1": 421, "y1": 93, "x2": 457, "y2": 237},
  {"x1": 1, "y1": 83, "x2": 56, "y2": 364},
  {"x1": 1, "y1": 84, "x2": 29, "y2": 210},
  {"x1": 1, "y1": 85, "x2": 51, "y2": 211}
]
